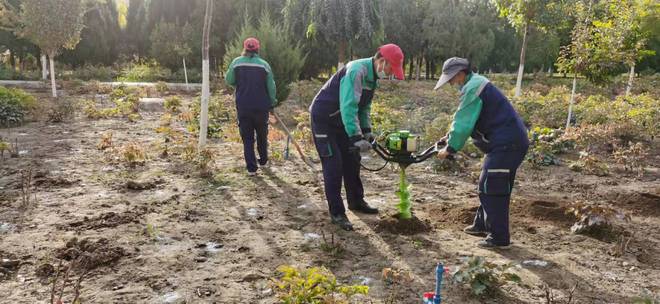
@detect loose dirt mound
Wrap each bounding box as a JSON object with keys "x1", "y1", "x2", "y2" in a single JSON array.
[
  {"x1": 427, "y1": 205, "x2": 478, "y2": 228},
  {"x1": 67, "y1": 211, "x2": 141, "y2": 230},
  {"x1": 375, "y1": 213, "x2": 432, "y2": 235},
  {"x1": 611, "y1": 191, "x2": 660, "y2": 217},
  {"x1": 54, "y1": 238, "x2": 127, "y2": 272},
  {"x1": 511, "y1": 199, "x2": 574, "y2": 227}
]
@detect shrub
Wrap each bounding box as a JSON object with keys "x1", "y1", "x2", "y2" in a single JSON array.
[
  {"x1": 451, "y1": 256, "x2": 521, "y2": 296},
  {"x1": 118, "y1": 60, "x2": 172, "y2": 82},
  {"x1": 272, "y1": 265, "x2": 368, "y2": 303},
  {"x1": 568, "y1": 151, "x2": 610, "y2": 176},
  {"x1": 224, "y1": 11, "x2": 306, "y2": 103},
  {"x1": 70, "y1": 65, "x2": 117, "y2": 81},
  {"x1": 613, "y1": 142, "x2": 649, "y2": 174},
  {"x1": 424, "y1": 113, "x2": 452, "y2": 145},
  {"x1": 164, "y1": 96, "x2": 182, "y2": 113},
  {"x1": 567, "y1": 201, "x2": 630, "y2": 236},
  {"x1": 187, "y1": 94, "x2": 235, "y2": 138},
  {"x1": 118, "y1": 142, "x2": 147, "y2": 168},
  {"x1": 47, "y1": 98, "x2": 76, "y2": 123},
  {"x1": 576, "y1": 94, "x2": 659, "y2": 138},
  {"x1": 513, "y1": 86, "x2": 573, "y2": 129},
  {"x1": 172, "y1": 68, "x2": 201, "y2": 83},
  {"x1": 155, "y1": 81, "x2": 168, "y2": 94},
  {"x1": 526, "y1": 127, "x2": 574, "y2": 166},
  {"x1": 0, "y1": 86, "x2": 37, "y2": 127}
]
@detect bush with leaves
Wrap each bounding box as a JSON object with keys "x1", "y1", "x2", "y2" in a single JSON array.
[
  {"x1": 164, "y1": 96, "x2": 182, "y2": 113},
  {"x1": 512, "y1": 86, "x2": 573, "y2": 129},
  {"x1": 47, "y1": 98, "x2": 76, "y2": 123},
  {"x1": 569, "y1": 151, "x2": 610, "y2": 176},
  {"x1": 224, "y1": 11, "x2": 306, "y2": 103},
  {"x1": 118, "y1": 60, "x2": 172, "y2": 82},
  {"x1": 613, "y1": 142, "x2": 649, "y2": 174},
  {"x1": 451, "y1": 256, "x2": 521, "y2": 296},
  {"x1": 272, "y1": 265, "x2": 368, "y2": 304},
  {"x1": 0, "y1": 86, "x2": 36, "y2": 127},
  {"x1": 575, "y1": 93, "x2": 659, "y2": 138},
  {"x1": 567, "y1": 201, "x2": 630, "y2": 237},
  {"x1": 187, "y1": 94, "x2": 235, "y2": 138},
  {"x1": 526, "y1": 127, "x2": 575, "y2": 166}
]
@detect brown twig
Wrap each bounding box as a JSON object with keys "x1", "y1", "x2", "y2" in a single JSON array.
[{"x1": 50, "y1": 261, "x2": 63, "y2": 304}]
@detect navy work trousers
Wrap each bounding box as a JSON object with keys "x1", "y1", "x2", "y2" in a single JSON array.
[
  {"x1": 311, "y1": 114, "x2": 364, "y2": 216},
  {"x1": 238, "y1": 110, "x2": 269, "y2": 172},
  {"x1": 472, "y1": 146, "x2": 528, "y2": 245}
]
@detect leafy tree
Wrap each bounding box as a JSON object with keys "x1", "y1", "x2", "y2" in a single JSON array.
[
  {"x1": 224, "y1": 11, "x2": 306, "y2": 102},
  {"x1": 382, "y1": 0, "x2": 429, "y2": 80},
  {"x1": 616, "y1": 0, "x2": 656, "y2": 95},
  {"x1": 149, "y1": 20, "x2": 194, "y2": 70},
  {"x1": 60, "y1": 0, "x2": 121, "y2": 67},
  {"x1": 304, "y1": 0, "x2": 383, "y2": 68},
  {"x1": 493, "y1": 0, "x2": 568, "y2": 96},
  {"x1": 16, "y1": 0, "x2": 86, "y2": 97}
]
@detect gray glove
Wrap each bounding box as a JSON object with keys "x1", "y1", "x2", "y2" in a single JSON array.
[
  {"x1": 364, "y1": 132, "x2": 376, "y2": 143},
  {"x1": 353, "y1": 139, "x2": 372, "y2": 153}
]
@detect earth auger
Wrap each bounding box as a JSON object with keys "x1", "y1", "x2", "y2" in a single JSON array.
[{"x1": 361, "y1": 130, "x2": 451, "y2": 219}]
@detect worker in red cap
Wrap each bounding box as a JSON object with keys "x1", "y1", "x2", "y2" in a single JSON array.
[
  {"x1": 225, "y1": 37, "x2": 277, "y2": 176},
  {"x1": 309, "y1": 44, "x2": 405, "y2": 231}
]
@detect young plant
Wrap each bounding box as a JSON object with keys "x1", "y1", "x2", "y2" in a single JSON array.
[
  {"x1": 568, "y1": 151, "x2": 609, "y2": 176},
  {"x1": 271, "y1": 265, "x2": 368, "y2": 303},
  {"x1": 96, "y1": 132, "x2": 113, "y2": 150},
  {"x1": 320, "y1": 230, "x2": 345, "y2": 258},
  {"x1": 50, "y1": 258, "x2": 91, "y2": 304},
  {"x1": 451, "y1": 256, "x2": 521, "y2": 296},
  {"x1": 119, "y1": 142, "x2": 147, "y2": 168},
  {"x1": 19, "y1": 167, "x2": 37, "y2": 210},
  {"x1": 566, "y1": 201, "x2": 630, "y2": 235},
  {"x1": 613, "y1": 142, "x2": 649, "y2": 174},
  {"x1": 164, "y1": 96, "x2": 182, "y2": 113},
  {"x1": 0, "y1": 139, "x2": 8, "y2": 159},
  {"x1": 155, "y1": 81, "x2": 168, "y2": 95}
]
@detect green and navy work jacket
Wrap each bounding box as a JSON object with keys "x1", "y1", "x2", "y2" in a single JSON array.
[
  {"x1": 309, "y1": 58, "x2": 378, "y2": 141},
  {"x1": 225, "y1": 53, "x2": 277, "y2": 113},
  {"x1": 447, "y1": 73, "x2": 529, "y2": 154}
]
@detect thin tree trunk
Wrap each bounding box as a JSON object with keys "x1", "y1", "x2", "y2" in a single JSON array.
[
  {"x1": 337, "y1": 40, "x2": 347, "y2": 70},
  {"x1": 515, "y1": 22, "x2": 529, "y2": 97},
  {"x1": 49, "y1": 54, "x2": 57, "y2": 98},
  {"x1": 408, "y1": 56, "x2": 414, "y2": 80},
  {"x1": 425, "y1": 58, "x2": 430, "y2": 80},
  {"x1": 183, "y1": 57, "x2": 189, "y2": 91},
  {"x1": 566, "y1": 74, "x2": 577, "y2": 130},
  {"x1": 414, "y1": 55, "x2": 422, "y2": 81},
  {"x1": 41, "y1": 55, "x2": 48, "y2": 80},
  {"x1": 625, "y1": 63, "x2": 635, "y2": 96},
  {"x1": 198, "y1": 0, "x2": 213, "y2": 149}
]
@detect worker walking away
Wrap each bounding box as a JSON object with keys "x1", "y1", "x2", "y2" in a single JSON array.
[
  {"x1": 435, "y1": 57, "x2": 529, "y2": 248},
  {"x1": 225, "y1": 37, "x2": 277, "y2": 176},
  {"x1": 309, "y1": 44, "x2": 405, "y2": 231}
]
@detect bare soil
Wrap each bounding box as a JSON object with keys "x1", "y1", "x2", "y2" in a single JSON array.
[{"x1": 0, "y1": 92, "x2": 659, "y2": 303}]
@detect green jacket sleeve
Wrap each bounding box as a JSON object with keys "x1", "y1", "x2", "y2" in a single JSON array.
[
  {"x1": 264, "y1": 62, "x2": 277, "y2": 106},
  {"x1": 358, "y1": 100, "x2": 372, "y2": 132},
  {"x1": 339, "y1": 66, "x2": 367, "y2": 138},
  {"x1": 447, "y1": 90, "x2": 483, "y2": 152},
  {"x1": 225, "y1": 59, "x2": 236, "y2": 86}
]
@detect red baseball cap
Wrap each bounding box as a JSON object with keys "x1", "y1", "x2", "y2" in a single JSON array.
[
  {"x1": 378, "y1": 44, "x2": 405, "y2": 80},
  {"x1": 243, "y1": 37, "x2": 260, "y2": 52}
]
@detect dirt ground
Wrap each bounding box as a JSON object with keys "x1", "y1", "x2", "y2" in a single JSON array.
[{"x1": 1, "y1": 90, "x2": 659, "y2": 304}]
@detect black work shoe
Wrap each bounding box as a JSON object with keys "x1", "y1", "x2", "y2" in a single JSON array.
[
  {"x1": 330, "y1": 214, "x2": 354, "y2": 231},
  {"x1": 477, "y1": 239, "x2": 510, "y2": 249},
  {"x1": 348, "y1": 200, "x2": 379, "y2": 214},
  {"x1": 463, "y1": 225, "x2": 488, "y2": 237}
]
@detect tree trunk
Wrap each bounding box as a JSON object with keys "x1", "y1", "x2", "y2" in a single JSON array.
[
  {"x1": 49, "y1": 54, "x2": 57, "y2": 98},
  {"x1": 625, "y1": 63, "x2": 635, "y2": 96},
  {"x1": 515, "y1": 22, "x2": 529, "y2": 97},
  {"x1": 198, "y1": 0, "x2": 214, "y2": 149},
  {"x1": 414, "y1": 56, "x2": 422, "y2": 81},
  {"x1": 337, "y1": 40, "x2": 347, "y2": 70},
  {"x1": 41, "y1": 55, "x2": 48, "y2": 80},
  {"x1": 565, "y1": 74, "x2": 577, "y2": 130},
  {"x1": 408, "y1": 56, "x2": 414, "y2": 80},
  {"x1": 425, "y1": 58, "x2": 430, "y2": 80},
  {"x1": 183, "y1": 57, "x2": 189, "y2": 91}
]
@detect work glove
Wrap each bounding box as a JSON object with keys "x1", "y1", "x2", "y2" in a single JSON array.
[
  {"x1": 353, "y1": 139, "x2": 372, "y2": 153},
  {"x1": 364, "y1": 132, "x2": 376, "y2": 143}
]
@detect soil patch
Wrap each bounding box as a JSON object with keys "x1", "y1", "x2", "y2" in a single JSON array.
[
  {"x1": 66, "y1": 211, "x2": 141, "y2": 230},
  {"x1": 0, "y1": 251, "x2": 20, "y2": 282},
  {"x1": 512, "y1": 199, "x2": 574, "y2": 227},
  {"x1": 612, "y1": 191, "x2": 660, "y2": 217},
  {"x1": 427, "y1": 205, "x2": 478, "y2": 228},
  {"x1": 375, "y1": 213, "x2": 432, "y2": 235},
  {"x1": 54, "y1": 238, "x2": 127, "y2": 272}
]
